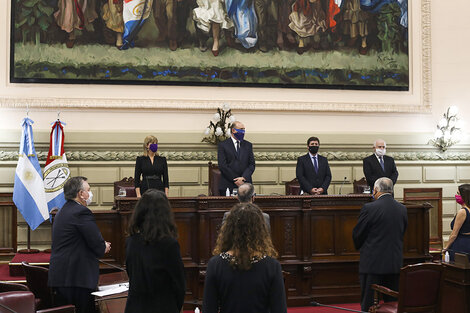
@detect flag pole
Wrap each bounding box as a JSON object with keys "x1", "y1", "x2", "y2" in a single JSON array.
[{"x1": 18, "y1": 225, "x2": 39, "y2": 254}]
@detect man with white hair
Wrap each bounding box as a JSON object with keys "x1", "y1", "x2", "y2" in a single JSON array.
[
  {"x1": 363, "y1": 139, "x2": 398, "y2": 193},
  {"x1": 352, "y1": 177, "x2": 407, "y2": 312}
]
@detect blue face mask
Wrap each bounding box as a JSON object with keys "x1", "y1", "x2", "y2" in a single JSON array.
[
  {"x1": 149, "y1": 143, "x2": 158, "y2": 152},
  {"x1": 233, "y1": 128, "x2": 245, "y2": 141}
]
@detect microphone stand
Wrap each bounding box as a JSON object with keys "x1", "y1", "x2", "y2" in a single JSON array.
[
  {"x1": 339, "y1": 177, "x2": 347, "y2": 195},
  {"x1": 311, "y1": 301, "x2": 368, "y2": 313}
]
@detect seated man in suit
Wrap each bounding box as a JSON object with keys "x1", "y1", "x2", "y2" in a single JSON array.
[
  {"x1": 222, "y1": 183, "x2": 271, "y2": 232},
  {"x1": 363, "y1": 139, "x2": 399, "y2": 192},
  {"x1": 218, "y1": 121, "x2": 256, "y2": 196},
  {"x1": 296, "y1": 136, "x2": 332, "y2": 195}
]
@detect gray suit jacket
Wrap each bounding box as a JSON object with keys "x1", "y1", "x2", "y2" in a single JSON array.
[{"x1": 222, "y1": 210, "x2": 271, "y2": 233}]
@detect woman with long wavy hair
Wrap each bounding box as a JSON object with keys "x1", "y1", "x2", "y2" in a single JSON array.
[
  {"x1": 125, "y1": 189, "x2": 185, "y2": 313},
  {"x1": 203, "y1": 203, "x2": 287, "y2": 313}
]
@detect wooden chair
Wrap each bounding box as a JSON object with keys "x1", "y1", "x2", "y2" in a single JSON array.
[
  {"x1": 353, "y1": 177, "x2": 369, "y2": 193},
  {"x1": 22, "y1": 262, "x2": 54, "y2": 310},
  {"x1": 285, "y1": 178, "x2": 301, "y2": 195},
  {"x1": 208, "y1": 162, "x2": 221, "y2": 196},
  {"x1": 113, "y1": 177, "x2": 136, "y2": 197},
  {"x1": 370, "y1": 262, "x2": 443, "y2": 313},
  {"x1": 0, "y1": 281, "x2": 29, "y2": 292}
]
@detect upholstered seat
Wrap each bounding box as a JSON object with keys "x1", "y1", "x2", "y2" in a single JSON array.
[
  {"x1": 22, "y1": 262, "x2": 54, "y2": 310},
  {"x1": 208, "y1": 162, "x2": 221, "y2": 196},
  {"x1": 0, "y1": 291, "x2": 75, "y2": 313},
  {"x1": 370, "y1": 263, "x2": 443, "y2": 313},
  {"x1": 0, "y1": 281, "x2": 29, "y2": 292},
  {"x1": 285, "y1": 178, "x2": 301, "y2": 195},
  {"x1": 113, "y1": 177, "x2": 136, "y2": 197},
  {"x1": 353, "y1": 177, "x2": 369, "y2": 193}
]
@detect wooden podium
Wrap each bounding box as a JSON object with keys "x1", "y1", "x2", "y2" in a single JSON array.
[{"x1": 91, "y1": 195, "x2": 431, "y2": 306}]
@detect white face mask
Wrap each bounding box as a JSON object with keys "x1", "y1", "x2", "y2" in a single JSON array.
[
  {"x1": 85, "y1": 190, "x2": 93, "y2": 206},
  {"x1": 375, "y1": 148, "x2": 386, "y2": 157}
]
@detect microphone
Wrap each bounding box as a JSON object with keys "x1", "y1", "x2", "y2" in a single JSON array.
[
  {"x1": 311, "y1": 301, "x2": 367, "y2": 313},
  {"x1": 339, "y1": 176, "x2": 347, "y2": 195},
  {"x1": 99, "y1": 259, "x2": 126, "y2": 272}
]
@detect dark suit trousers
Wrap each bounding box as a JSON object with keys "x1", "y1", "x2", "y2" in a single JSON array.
[
  {"x1": 54, "y1": 286, "x2": 96, "y2": 313},
  {"x1": 359, "y1": 273, "x2": 399, "y2": 312}
]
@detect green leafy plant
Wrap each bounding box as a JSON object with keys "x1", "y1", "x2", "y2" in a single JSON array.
[{"x1": 15, "y1": 0, "x2": 54, "y2": 44}]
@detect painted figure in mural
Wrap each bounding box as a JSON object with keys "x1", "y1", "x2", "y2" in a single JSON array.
[
  {"x1": 54, "y1": 0, "x2": 98, "y2": 48},
  {"x1": 254, "y1": 0, "x2": 277, "y2": 52},
  {"x1": 101, "y1": 0, "x2": 124, "y2": 48},
  {"x1": 192, "y1": 0, "x2": 234, "y2": 56},
  {"x1": 359, "y1": 0, "x2": 404, "y2": 53},
  {"x1": 288, "y1": 0, "x2": 327, "y2": 54},
  {"x1": 226, "y1": 0, "x2": 258, "y2": 50},
  {"x1": 276, "y1": 0, "x2": 296, "y2": 50},
  {"x1": 338, "y1": 0, "x2": 370, "y2": 54},
  {"x1": 154, "y1": 0, "x2": 178, "y2": 50}
]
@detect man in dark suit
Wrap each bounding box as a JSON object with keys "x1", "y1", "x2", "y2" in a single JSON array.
[
  {"x1": 48, "y1": 176, "x2": 111, "y2": 313},
  {"x1": 296, "y1": 136, "x2": 332, "y2": 195},
  {"x1": 353, "y1": 177, "x2": 408, "y2": 312},
  {"x1": 363, "y1": 139, "x2": 399, "y2": 192},
  {"x1": 222, "y1": 183, "x2": 270, "y2": 232},
  {"x1": 218, "y1": 121, "x2": 256, "y2": 196}
]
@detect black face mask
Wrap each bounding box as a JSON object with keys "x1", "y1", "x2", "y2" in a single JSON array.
[{"x1": 309, "y1": 146, "x2": 319, "y2": 154}]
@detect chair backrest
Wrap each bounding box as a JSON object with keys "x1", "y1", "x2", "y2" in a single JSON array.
[
  {"x1": 22, "y1": 262, "x2": 54, "y2": 309},
  {"x1": 285, "y1": 178, "x2": 301, "y2": 195},
  {"x1": 208, "y1": 162, "x2": 221, "y2": 196},
  {"x1": 353, "y1": 177, "x2": 368, "y2": 193},
  {"x1": 113, "y1": 177, "x2": 136, "y2": 197},
  {"x1": 0, "y1": 291, "x2": 35, "y2": 313},
  {"x1": 397, "y1": 262, "x2": 443, "y2": 313},
  {"x1": 0, "y1": 281, "x2": 29, "y2": 292}
]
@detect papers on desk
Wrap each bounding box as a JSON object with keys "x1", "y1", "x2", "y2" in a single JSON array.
[{"x1": 92, "y1": 282, "x2": 129, "y2": 297}]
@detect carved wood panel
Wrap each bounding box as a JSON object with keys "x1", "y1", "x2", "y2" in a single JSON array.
[{"x1": 311, "y1": 215, "x2": 335, "y2": 256}]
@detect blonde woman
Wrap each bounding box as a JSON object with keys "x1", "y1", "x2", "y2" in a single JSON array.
[{"x1": 134, "y1": 135, "x2": 169, "y2": 197}]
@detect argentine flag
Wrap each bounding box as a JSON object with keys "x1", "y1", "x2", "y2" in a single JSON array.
[
  {"x1": 121, "y1": 0, "x2": 152, "y2": 50},
  {"x1": 44, "y1": 120, "x2": 70, "y2": 213},
  {"x1": 13, "y1": 118, "x2": 49, "y2": 230}
]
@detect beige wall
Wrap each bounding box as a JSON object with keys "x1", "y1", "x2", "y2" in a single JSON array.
[{"x1": 1, "y1": 1, "x2": 470, "y2": 249}]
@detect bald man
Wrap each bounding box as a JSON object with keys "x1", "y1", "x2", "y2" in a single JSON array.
[
  {"x1": 222, "y1": 183, "x2": 270, "y2": 232},
  {"x1": 217, "y1": 121, "x2": 256, "y2": 196},
  {"x1": 362, "y1": 139, "x2": 398, "y2": 192}
]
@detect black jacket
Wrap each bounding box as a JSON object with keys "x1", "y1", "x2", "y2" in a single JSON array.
[
  {"x1": 48, "y1": 200, "x2": 105, "y2": 290},
  {"x1": 363, "y1": 154, "x2": 398, "y2": 191},
  {"x1": 125, "y1": 235, "x2": 185, "y2": 313},
  {"x1": 217, "y1": 138, "x2": 255, "y2": 192},
  {"x1": 352, "y1": 194, "x2": 407, "y2": 274},
  {"x1": 296, "y1": 153, "x2": 331, "y2": 194}
]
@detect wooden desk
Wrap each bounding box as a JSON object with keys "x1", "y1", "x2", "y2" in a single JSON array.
[
  {"x1": 94, "y1": 195, "x2": 431, "y2": 306},
  {"x1": 441, "y1": 263, "x2": 470, "y2": 313}
]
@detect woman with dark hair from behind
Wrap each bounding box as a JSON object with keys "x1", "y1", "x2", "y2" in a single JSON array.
[
  {"x1": 203, "y1": 203, "x2": 287, "y2": 313},
  {"x1": 125, "y1": 189, "x2": 185, "y2": 313},
  {"x1": 444, "y1": 183, "x2": 470, "y2": 261}
]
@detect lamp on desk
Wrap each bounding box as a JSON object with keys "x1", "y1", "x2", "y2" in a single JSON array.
[{"x1": 429, "y1": 106, "x2": 463, "y2": 152}]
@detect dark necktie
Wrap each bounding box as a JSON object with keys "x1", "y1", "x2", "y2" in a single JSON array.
[
  {"x1": 236, "y1": 141, "x2": 240, "y2": 156},
  {"x1": 379, "y1": 156, "x2": 385, "y2": 171},
  {"x1": 313, "y1": 156, "x2": 318, "y2": 173}
]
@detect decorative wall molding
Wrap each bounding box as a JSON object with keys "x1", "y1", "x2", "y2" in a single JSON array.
[
  {"x1": 2, "y1": 150, "x2": 469, "y2": 162},
  {"x1": 1, "y1": 0, "x2": 431, "y2": 113}
]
